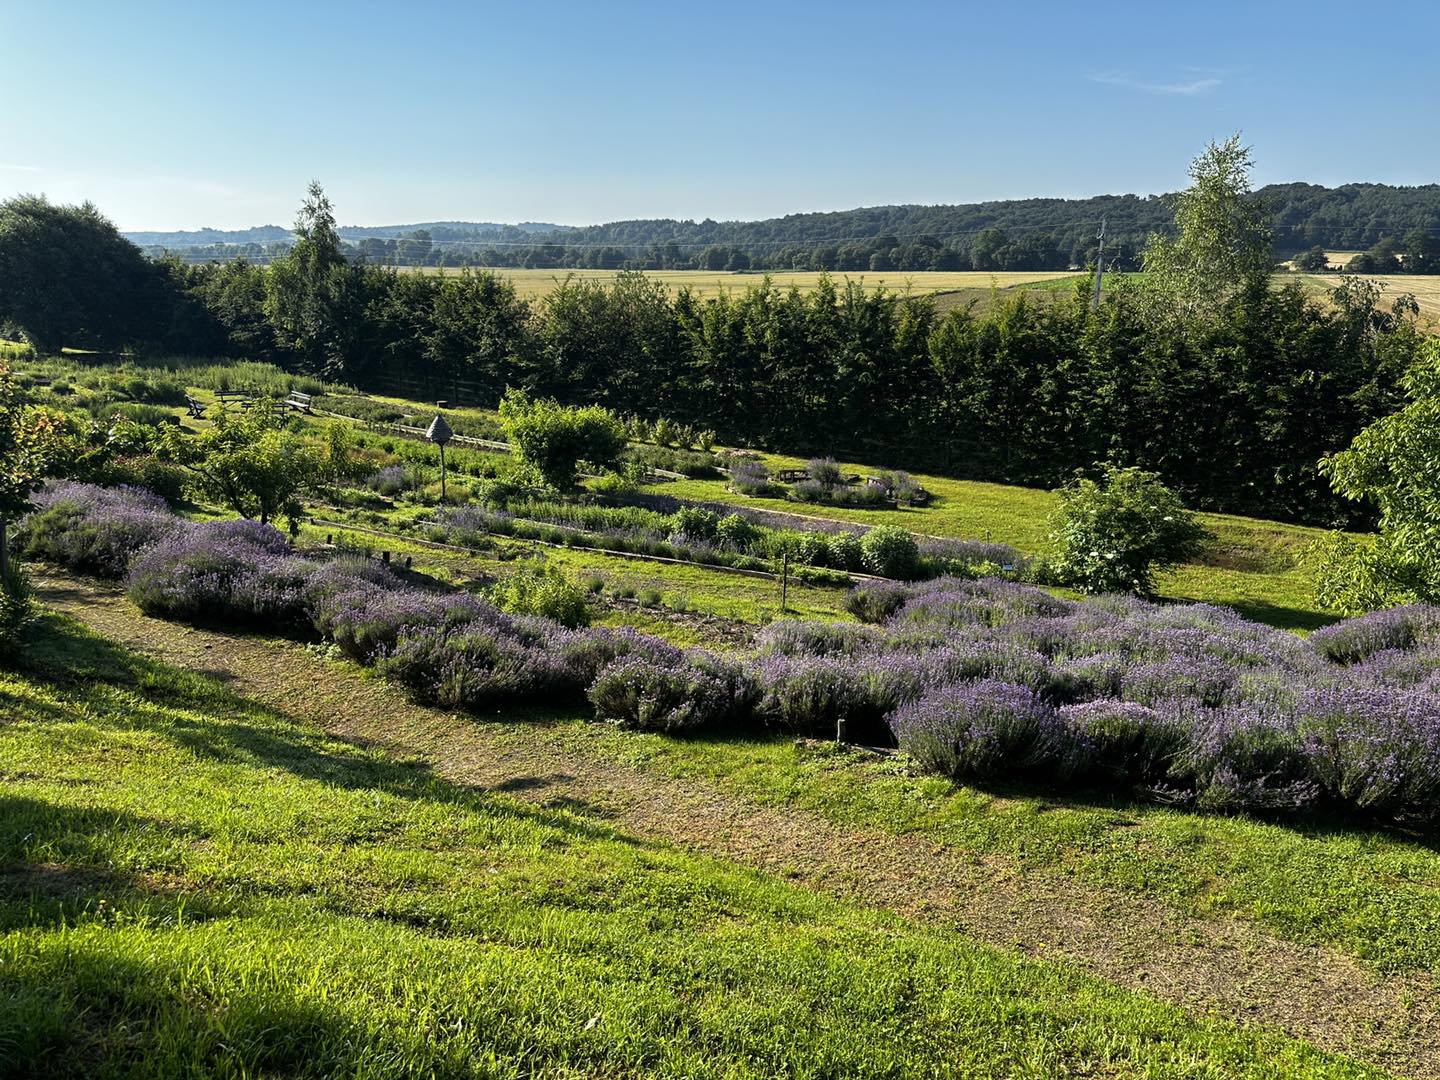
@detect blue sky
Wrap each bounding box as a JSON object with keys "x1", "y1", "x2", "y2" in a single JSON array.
[{"x1": 2, "y1": 0, "x2": 1437, "y2": 230}]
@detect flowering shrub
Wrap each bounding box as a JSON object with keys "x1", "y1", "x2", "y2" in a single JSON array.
[
  {"x1": 755, "y1": 620, "x2": 885, "y2": 658},
  {"x1": 1309, "y1": 606, "x2": 1440, "y2": 664},
  {"x1": 127, "y1": 520, "x2": 308, "y2": 625},
  {"x1": 846, "y1": 580, "x2": 912, "y2": 623},
  {"x1": 891, "y1": 680, "x2": 1067, "y2": 781},
  {"x1": 19, "y1": 482, "x2": 181, "y2": 577},
  {"x1": 1057, "y1": 700, "x2": 1183, "y2": 782},
  {"x1": 1049, "y1": 464, "x2": 1210, "y2": 594},
  {"x1": 589, "y1": 653, "x2": 753, "y2": 732},
  {"x1": 1297, "y1": 688, "x2": 1440, "y2": 825}
]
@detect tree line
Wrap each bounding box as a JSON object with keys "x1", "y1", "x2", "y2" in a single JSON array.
[
  {"x1": 135, "y1": 180, "x2": 1440, "y2": 275},
  {"x1": 1, "y1": 141, "x2": 1430, "y2": 528}
]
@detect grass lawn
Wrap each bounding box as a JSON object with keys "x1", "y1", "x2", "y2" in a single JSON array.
[{"x1": 0, "y1": 612, "x2": 1381, "y2": 1078}]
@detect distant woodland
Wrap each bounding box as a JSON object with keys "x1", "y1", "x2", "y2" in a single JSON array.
[{"x1": 130, "y1": 182, "x2": 1440, "y2": 273}]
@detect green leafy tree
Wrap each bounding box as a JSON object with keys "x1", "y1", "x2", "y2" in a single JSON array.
[
  {"x1": 0, "y1": 360, "x2": 67, "y2": 647},
  {"x1": 1314, "y1": 337, "x2": 1440, "y2": 611},
  {"x1": 0, "y1": 195, "x2": 161, "y2": 352},
  {"x1": 163, "y1": 400, "x2": 325, "y2": 529},
  {"x1": 1293, "y1": 246, "x2": 1329, "y2": 272},
  {"x1": 1049, "y1": 464, "x2": 1210, "y2": 594},
  {"x1": 265, "y1": 182, "x2": 361, "y2": 375},
  {"x1": 1141, "y1": 135, "x2": 1274, "y2": 319},
  {"x1": 497, "y1": 389, "x2": 625, "y2": 490}
]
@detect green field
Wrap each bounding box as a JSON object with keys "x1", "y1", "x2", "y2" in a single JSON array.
[{"x1": 396, "y1": 266, "x2": 1083, "y2": 301}]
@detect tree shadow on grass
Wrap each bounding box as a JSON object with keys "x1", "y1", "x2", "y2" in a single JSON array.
[
  {"x1": 0, "y1": 795, "x2": 221, "y2": 932},
  {"x1": 0, "y1": 948, "x2": 408, "y2": 1079},
  {"x1": 8, "y1": 613, "x2": 658, "y2": 854}
]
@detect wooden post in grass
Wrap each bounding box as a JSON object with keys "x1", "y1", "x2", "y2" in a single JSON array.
[
  {"x1": 780, "y1": 550, "x2": 789, "y2": 614},
  {"x1": 427, "y1": 411, "x2": 454, "y2": 504}
]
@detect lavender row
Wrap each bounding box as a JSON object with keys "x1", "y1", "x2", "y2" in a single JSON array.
[{"x1": 21, "y1": 482, "x2": 1440, "y2": 832}]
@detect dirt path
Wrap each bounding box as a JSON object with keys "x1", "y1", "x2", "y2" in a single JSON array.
[{"x1": 35, "y1": 573, "x2": 1439, "y2": 1077}]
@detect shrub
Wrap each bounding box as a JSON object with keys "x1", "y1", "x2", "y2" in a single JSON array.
[
  {"x1": 126, "y1": 520, "x2": 308, "y2": 625},
  {"x1": 92, "y1": 456, "x2": 189, "y2": 504},
  {"x1": 1057, "y1": 700, "x2": 1184, "y2": 783},
  {"x1": 489, "y1": 566, "x2": 590, "y2": 628},
  {"x1": 1049, "y1": 464, "x2": 1210, "y2": 594},
  {"x1": 755, "y1": 620, "x2": 885, "y2": 658},
  {"x1": 830, "y1": 484, "x2": 891, "y2": 509},
  {"x1": 755, "y1": 655, "x2": 873, "y2": 737},
  {"x1": 19, "y1": 482, "x2": 181, "y2": 577},
  {"x1": 588, "y1": 653, "x2": 751, "y2": 733},
  {"x1": 729, "y1": 459, "x2": 775, "y2": 496},
  {"x1": 859, "y1": 525, "x2": 919, "y2": 579},
  {"x1": 714, "y1": 512, "x2": 761, "y2": 551},
  {"x1": 790, "y1": 478, "x2": 829, "y2": 504},
  {"x1": 891, "y1": 680, "x2": 1066, "y2": 781},
  {"x1": 1309, "y1": 605, "x2": 1440, "y2": 664},
  {"x1": 315, "y1": 586, "x2": 498, "y2": 661},
  {"x1": 1177, "y1": 706, "x2": 1317, "y2": 813},
  {"x1": 824, "y1": 530, "x2": 863, "y2": 572},
  {"x1": 0, "y1": 562, "x2": 34, "y2": 660},
  {"x1": 806, "y1": 457, "x2": 843, "y2": 486},
  {"x1": 378, "y1": 620, "x2": 575, "y2": 708},
  {"x1": 499, "y1": 389, "x2": 626, "y2": 490},
  {"x1": 846, "y1": 580, "x2": 912, "y2": 623},
  {"x1": 1298, "y1": 688, "x2": 1440, "y2": 824},
  {"x1": 670, "y1": 506, "x2": 719, "y2": 542},
  {"x1": 366, "y1": 464, "x2": 419, "y2": 498}
]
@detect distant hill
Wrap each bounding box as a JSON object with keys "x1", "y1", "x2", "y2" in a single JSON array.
[
  {"x1": 126, "y1": 182, "x2": 1440, "y2": 273},
  {"x1": 125, "y1": 220, "x2": 567, "y2": 248}
]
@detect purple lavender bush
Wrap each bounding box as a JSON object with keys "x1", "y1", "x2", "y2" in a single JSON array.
[
  {"x1": 313, "y1": 586, "x2": 502, "y2": 661},
  {"x1": 1057, "y1": 700, "x2": 1183, "y2": 783},
  {"x1": 377, "y1": 619, "x2": 574, "y2": 707},
  {"x1": 1298, "y1": 687, "x2": 1440, "y2": 825},
  {"x1": 755, "y1": 620, "x2": 885, "y2": 658},
  {"x1": 19, "y1": 482, "x2": 182, "y2": 577},
  {"x1": 126, "y1": 520, "x2": 310, "y2": 625},
  {"x1": 1310, "y1": 606, "x2": 1440, "y2": 665},
  {"x1": 890, "y1": 679, "x2": 1069, "y2": 781},
  {"x1": 588, "y1": 652, "x2": 755, "y2": 732}
]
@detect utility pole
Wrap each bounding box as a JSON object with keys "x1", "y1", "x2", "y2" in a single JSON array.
[{"x1": 1092, "y1": 216, "x2": 1107, "y2": 310}]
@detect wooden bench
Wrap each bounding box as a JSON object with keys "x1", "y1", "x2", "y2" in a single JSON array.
[
  {"x1": 216, "y1": 390, "x2": 253, "y2": 409},
  {"x1": 776, "y1": 468, "x2": 809, "y2": 483},
  {"x1": 285, "y1": 390, "x2": 314, "y2": 413},
  {"x1": 185, "y1": 395, "x2": 206, "y2": 419}
]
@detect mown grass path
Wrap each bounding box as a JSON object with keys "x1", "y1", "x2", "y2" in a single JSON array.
[{"x1": 34, "y1": 572, "x2": 1440, "y2": 1077}]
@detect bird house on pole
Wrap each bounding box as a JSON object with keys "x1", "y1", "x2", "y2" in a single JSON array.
[{"x1": 427, "y1": 413, "x2": 454, "y2": 502}]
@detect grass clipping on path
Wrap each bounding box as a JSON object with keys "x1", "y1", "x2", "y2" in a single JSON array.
[{"x1": 0, "y1": 613, "x2": 1376, "y2": 1078}]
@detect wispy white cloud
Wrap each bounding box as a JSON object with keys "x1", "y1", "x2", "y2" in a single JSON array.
[
  {"x1": 0, "y1": 163, "x2": 41, "y2": 172},
  {"x1": 1090, "y1": 71, "x2": 1222, "y2": 96}
]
